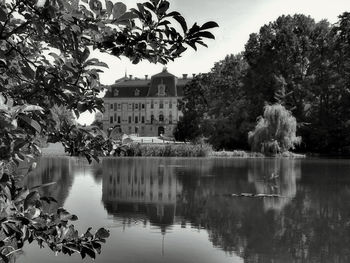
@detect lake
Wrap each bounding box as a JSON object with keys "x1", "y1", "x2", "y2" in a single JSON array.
[{"x1": 17, "y1": 157, "x2": 350, "y2": 263}]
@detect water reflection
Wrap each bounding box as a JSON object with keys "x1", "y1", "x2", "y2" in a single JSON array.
[
  {"x1": 24, "y1": 157, "x2": 350, "y2": 263},
  {"x1": 247, "y1": 158, "x2": 301, "y2": 211},
  {"x1": 101, "y1": 158, "x2": 182, "y2": 233}
]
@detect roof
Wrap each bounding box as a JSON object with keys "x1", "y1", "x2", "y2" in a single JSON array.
[{"x1": 104, "y1": 69, "x2": 191, "y2": 98}]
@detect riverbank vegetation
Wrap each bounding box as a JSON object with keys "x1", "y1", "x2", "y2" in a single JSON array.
[
  {"x1": 0, "y1": 0, "x2": 217, "y2": 261},
  {"x1": 114, "y1": 143, "x2": 213, "y2": 157},
  {"x1": 175, "y1": 13, "x2": 350, "y2": 156}
]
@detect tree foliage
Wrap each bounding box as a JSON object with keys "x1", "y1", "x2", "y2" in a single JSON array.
[
  {"x1": 0, "y1": 0, "x2": 217, "y2": 260},
  {"x1": 248, "y1": 104, "x2": 301, "y2": 155},
  {"x1": 175, "y1": 54, "x2": 250, "y2": 149},
  {"x1": 177, "y1": 12, "x2": 350, "y2": 154}
]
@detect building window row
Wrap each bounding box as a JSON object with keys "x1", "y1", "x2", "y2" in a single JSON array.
[
  {"x1": 111, "y1": 114, "x2": 175, "y2": 125},
  {"x1": 109, "y1": 100, "x2": 178, "y2": 113}
]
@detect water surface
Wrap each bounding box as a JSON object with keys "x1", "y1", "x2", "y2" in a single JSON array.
[{"x1": 18, "y1": 157, "x2": 350, "y2": 263}]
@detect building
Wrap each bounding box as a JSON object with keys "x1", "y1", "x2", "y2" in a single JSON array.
[{"x1": 102, "y1": 68, "x2": 192, "y2": 137}]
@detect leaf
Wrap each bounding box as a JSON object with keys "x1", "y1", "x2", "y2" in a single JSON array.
[
  {"x1": 14, "y1": 189, "x2": 29, "y2": 203},
  {"x1": 105, "y1": 0, "x2": 113, "y2": 15},
  {"x1": 81, "y1": 47, "x2": 90, "y2": 62},
  {"x1": 112, "y1": 2, "x2": 127, "y2": 20},
  {"x1": 22, "y1": 66, "x2": 35, "y2": 79},
  {"x1": 82, "y1": 246, "x2": 95, "y2": 259},
  {"x1": 115, "y1": 11, "x2": 137, "y2": 22},
  {"x1": 158, "y1": 1, "x2": 169, "y2": 14},
  {"x1": 89, "y1": 0, "x2": 102, "y2": 12},
  {"x1": 23, "y1": 105, "x2": 44, "y2": 112},
  {"x1": 200, "y1": 21, "x2": 219, "y2": 30},
  {"x1": 173, "y1": 15, "x2": 187, "y2": 33},
  {"x1": 0, "y1": 7, "x2": 7, "y2": 22},
  {"x1": 95, "y1": 228, "x2": 110, "y2": 239},
  {"x1": 196, "y1": 31, "x2": 215, "y2": 39},
  {"x1": 18, "y1": 115, "x2": 42, "y2": 133},
  {"x1": 143, "y1": 2, "x2": 155, "y2": 11},
  {"x1": 24, "y1": 191, "x2": 40, "y2": 210}
]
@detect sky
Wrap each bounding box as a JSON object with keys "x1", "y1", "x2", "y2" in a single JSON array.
[{"x1": 78, "y1": 0, "x2": 350, "y2": 124}]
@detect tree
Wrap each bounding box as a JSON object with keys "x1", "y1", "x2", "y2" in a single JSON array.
[
  {"x1": 0, "y1": 0, "x2": 218, "y2": 260},
  {"x1": 244, "y1": 14, "x2": 317, "y2": 121},
  {"x1": 175, "y1": 54, "x2": 250, "y2": 149},
  {"x1": 248, "y1": 104, "x2": 301, "y2": 155}
]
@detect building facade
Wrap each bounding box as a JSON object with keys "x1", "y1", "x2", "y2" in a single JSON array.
[{"x1": 102, "y1": 68, "x2": 191, "y2": 137}]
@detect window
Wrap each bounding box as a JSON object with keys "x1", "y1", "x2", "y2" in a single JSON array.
[
  {"x1": 134, "y1": 89, "x2": 140, "y2": 96},
  {"x1": 128, "y1": 116, "x2": 131, "y2": 123},
  {"x1": 169, "y1": 114, "x2": 173, "y2": 124},
  {"x1": 158, "y1": 83, "x2": 166, "y2": 96},
  {"x1": 110, "y1": 116, "x2": 113, "y2": 124},
  {"x1": 159, "y1": 101, "x2": 164, "y2": 109},
  {"x1": 117, "y1": 104, "x2": 121, "y2": 110},
  {"x1": 128, "y1": 103, "x2": 132, "y2": 110},
  {"x1": 151, "y1": 115, "x2": 154, "y2": 124},
  {"x1": 169, "y1": 101, "x2": 172, "y2": 108},
  {"x1": 110, "y1": 104, "x2": 113, "y2": 110},
  {"x1": 114, "y1": 103, "x2": 117, "y2": 110},
  {"x1": 135, "y1": 116, "x2": 138, "y2": 123},
  {"x1": 141, "y1": 116, "x2": 145, "y2": 123},
  {"x1": 117, "y1": 116, "x2": 121, "y2": 123},
  {"x1": 113, "y1": 89, "x2": 119, "y2": 96},
  {"x1": 142, "y1": 104, "x2": 145, "y2": 109},
  {"x1": 114, "y1": 113, "x2": 116, "y2": 121},
  {"x1": 135, "y1": 103, "x2": 138, "y2": 110},
  {"x1": 151, "y1": 101, "x2": 154, "y2": 109},
  {"x1": 159, "y1": 114, "x2": 164, "y2": 122}
]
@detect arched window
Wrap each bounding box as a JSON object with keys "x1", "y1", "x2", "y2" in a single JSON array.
[{"x1": 159, "y1": 114, "x2": 164, "y2": 122}]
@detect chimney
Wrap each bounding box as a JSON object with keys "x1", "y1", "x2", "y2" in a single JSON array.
[
  {"x1": 129, "y1": 75, "x2": 133, "y2": 79},
  {"x1": 182, "y1": 74, "x2": 188, "y2": 79},
  {"x1": 145, "y1": 75, "x2": 148, "y2": 80},
  {"x1": 192, "y1": 73, "x2": 196, "y2": 78}
]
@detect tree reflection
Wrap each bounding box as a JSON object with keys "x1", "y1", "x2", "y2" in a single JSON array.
[
  {"x1": 177, "y1": 159, "x2": 350, "y2": 262},
  {"x1": 24, "y1": 157, "x2": 74, "y2": 213}
]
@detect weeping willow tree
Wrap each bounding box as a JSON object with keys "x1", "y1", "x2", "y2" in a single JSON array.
[{"x1": 248, "y1": 104, "x2": 301, "y2": 155}]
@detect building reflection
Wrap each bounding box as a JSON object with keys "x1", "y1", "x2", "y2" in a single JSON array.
[{"x1": 101, "y1": 158, "x2": 182, "y2": 233}]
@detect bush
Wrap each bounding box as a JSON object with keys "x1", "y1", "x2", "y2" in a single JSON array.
[
  {"x1": 112, "y1": 143, "x2": 213, "y2": 157},
  {"x1": 248, "y1": 104, "x2": 301, "y2": 156}
]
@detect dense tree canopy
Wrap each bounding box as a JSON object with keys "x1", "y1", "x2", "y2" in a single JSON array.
[
  {"x1": 175, "y1": 54, "x2": 250, "y2": 149},
  {"x1": 177, "y1": 12, "x2": 350, "y2": 155}
]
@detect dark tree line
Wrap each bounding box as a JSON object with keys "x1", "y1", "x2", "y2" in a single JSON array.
[{"x1": 175, "y1": 13, "x2": 350, "y2": 155}]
